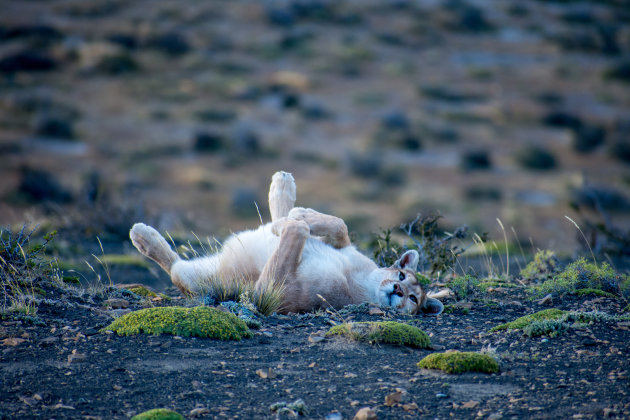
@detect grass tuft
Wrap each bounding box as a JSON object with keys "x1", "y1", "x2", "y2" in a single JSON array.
[{"x1": 418, "y1": 351, "x2": 499, "y2": 374}]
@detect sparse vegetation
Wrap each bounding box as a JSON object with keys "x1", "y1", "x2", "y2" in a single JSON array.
[
  {"x1": 531, "y1": 258, "x2": 625, "y2": 298},
  {"x1": 515, "y1": 146, "x2": 557, "y2": 170},
  {"x1": 447, "y1": 274, "x2": 481, "y2": 300},
  {"x1": 492, "y1": 310, "x2": 630, "y2": 337},
  {"x1": 131, "y1": 408, "x2": 184, "y2": 420},
  {"x1": 102, "y1": 306, "x2": 253, "y2": 340},
  {"x1": 1, "y1": 226, "x2": 59, "y2": 317},
  {"x1": 418, "y1": 351, "x2": 499, "y2": 374},
  {"x1": 327, "y1": 321, "x2": 431, "y2": 348},
  {"x1": 371, "y1": 213, "x2": 471, "y2": 278},
  {"x1": 520, "y1": 250, "x2": 562, "y2": 284}
]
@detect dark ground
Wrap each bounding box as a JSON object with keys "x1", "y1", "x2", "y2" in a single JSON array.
[{"x1": 1, "y1": 275, "x2": 629, "y2": 419}]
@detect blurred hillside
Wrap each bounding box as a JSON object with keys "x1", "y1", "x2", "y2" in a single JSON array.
[{"x1": 0, "y1": 0, "x2": 629, "y2": 256}]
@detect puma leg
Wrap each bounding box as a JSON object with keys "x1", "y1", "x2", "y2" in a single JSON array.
[
  {"x1": 268, "y1": 171, "x2": 296, "y2": 222},
  {"x1": 256, "y1": 219, "x2": 309, "y2": 310},
  {"x1": 287, "y1": 207, "x2": 351, "y2": 249},
  {"x1": 130, "y1": 223, "x2": 179, "y2": 274}
]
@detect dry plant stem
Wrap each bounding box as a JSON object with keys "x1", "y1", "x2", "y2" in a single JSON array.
[
  {"x1": 497, "y1": 219, "x2": 509, "y2": 276},
  {"x1": 565, "y1": 216, "x2": 598, "y2": 267},
  {"x1": 511, "y1": 226, "x2": 526, "y2": 272}
]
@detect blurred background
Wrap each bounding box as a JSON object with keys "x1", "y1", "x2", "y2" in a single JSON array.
[{"x1": 1, "y1": 0, "x2": 629, "y2": 279}]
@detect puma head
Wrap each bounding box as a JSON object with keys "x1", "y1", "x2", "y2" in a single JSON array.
[{"x1": 376, "y1": 250, "x2": 444, "y2": 316}]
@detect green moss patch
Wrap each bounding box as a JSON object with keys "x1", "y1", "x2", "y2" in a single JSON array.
[
  {"x1": 574, "y1": 288, "x2": 617, "y2": 298},
  {"x1": 128, "y1": 285, "x2": 158, "y2": 297},
  {"x1": 131, "y1": 408, "x2": 184, "y2": 420},
  {"x1": 326, "y1": 321, "x2": 431, "y2": 348},
  {"x1": 102, "y1": 306, "x2": 253, "y2": 340},
  {"x1": 490, "y1": 308, "x2": 567, "y2": 332},
  {"x1": 418, "y1": 351, "x2": 499, "y2": 374}
]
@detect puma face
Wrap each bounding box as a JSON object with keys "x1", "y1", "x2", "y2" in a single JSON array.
[
  {"x1": 378, "y1": 272, "x2": 425, "y2": 314},
  {"x1": 376, "y1": 250, "x2": 444, "y2": 316}
]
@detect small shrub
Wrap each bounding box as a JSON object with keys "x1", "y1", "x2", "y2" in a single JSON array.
[
  {"x1": 193, "y1": 131, "x2": 225, "y2": 153},
  {"x1": 418, "y1": 351, "x2": 499, "y2": 374},
  {"x1": 460, "y1": 150, "x2": 491, "y2": 171},
  {"x1": 515, "y1": 146, "x2": 557, "y2": 170},
  {"x1": 522, "y1": 319, "x2": 568, "y2": 337},
  {"x1": 102, "y1": 306, "x2": 253, "y2": 340},
  {"x1": 572, "y1": 125, "x2": 605, "y2": 154},
  {"x1": 520, "y1": 250, "x2": 562, "y2": 284},
  {"x1": 503, "y1": 310, "x2": 630, "y2": 338},
  {"x1": 95, "y1": 53, "x2": 139, "y2": 75},
  {"x1": 609, "y1": 139, "x2": 630, "y2": 164},
  {"x1": 131, "y1": 409, "x2": 184, "y2": 420},
  {"x1": 1, "y1": 226, "x2": 58, "y2": 316},
  {"x1": 327, "y1": 321, "x2": 431, "y2": 348},
  {"x1": 603, "y1": 59, "x2": 630, "y2": 83},
  {"x1": 533, "y1": 258, "x2": 621, "y2": 297},
  {"x1": 447, "y1": 274, "x2": 481, "y2": 300},
  {"x1": 145, "y1": 32, "x2": 190, "y2": 56},
  {"x1": 35, "y1": 116, "x2": 75, "y2": 139}
]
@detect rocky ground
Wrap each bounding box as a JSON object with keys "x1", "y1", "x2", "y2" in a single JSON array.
[{"x1": 1, "y1": 270, "x2": 629, "y2": 419}]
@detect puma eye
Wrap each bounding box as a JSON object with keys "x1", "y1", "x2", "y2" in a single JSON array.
[
  {"x1": 398, "y1": 272, "x2": 405, "y2": 281},
  {"x1": 409, "y1": 295, "x2": 418, "y2": 304}
]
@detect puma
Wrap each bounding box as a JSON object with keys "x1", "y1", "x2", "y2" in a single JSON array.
[{"x1": 130, "y1": 171, "x2": 444, "y2": 315}]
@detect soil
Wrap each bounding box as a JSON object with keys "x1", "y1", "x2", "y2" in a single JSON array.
[{"x1": 1, "y1": 278, "x2": 629, "y2": 419}]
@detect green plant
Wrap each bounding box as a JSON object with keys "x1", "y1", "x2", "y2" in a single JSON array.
[
  {"x1": 490, "y1": 308, "x2": 567, "y2": 332},
  {"x1": 519, "y1": 311, "x2": 630, "y2": 338},
  {"x1": 1, "y1": 226, "x2": 59, "y2": 316},
  {"x1": 447, "y1": 274, "x2": 481, "y2": 300},
  {"x1": 102, "y1": 306, "x2": 253, "y2": 340},
  {"x1": 418, "y1": 351, "x2": 499, "y2": 374},
  {"x1": 131, "y1": 408, "x2": 184, "y2": 420},
  {"x1": 370, "y1": 213, "x2": 473, "y2": 278},
  {"x1": 520, "y1": 250, "x2": 562, "y2": 284},
  {"x1": 327, "y1": 321, "x2": 431, "y2": 348},
  {"x1": 532, "y1": 258, "x2": 622, "y2": 298}
]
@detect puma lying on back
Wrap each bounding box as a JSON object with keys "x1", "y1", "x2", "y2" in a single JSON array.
[{"x1": 130, "y1": 171, "x2": 444, "y2": 315}]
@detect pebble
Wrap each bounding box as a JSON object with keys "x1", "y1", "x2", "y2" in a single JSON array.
[
  {"x1": 104, "y1": 298, "x2": 129, "y2": 309},
  {"x1": 325, "y1": 412, "x2": 343, "y2": 420},
  {"x1": 353, "y1": 407, "x2": 377, "y2": 420}
]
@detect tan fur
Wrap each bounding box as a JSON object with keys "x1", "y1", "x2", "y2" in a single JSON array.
[{"x1": 129, "y1": 171, "x2": 443, "y2": 315}]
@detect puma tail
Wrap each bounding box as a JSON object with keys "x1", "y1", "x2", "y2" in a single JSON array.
[{"x1": 130, "y1": 223, "x2": 180, "y2": 274}]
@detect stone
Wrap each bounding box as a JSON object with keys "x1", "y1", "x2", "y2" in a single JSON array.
[
  {"x1": 105, "y1": 298, "x2": 129, "y2": 309},
  {"x1": 353, "y1": 407, "x2": 377, "y2": 420}
]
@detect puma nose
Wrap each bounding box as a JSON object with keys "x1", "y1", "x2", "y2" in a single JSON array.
[{"x1": 393, "y1": 283, "x2": 404, "y2": 297}]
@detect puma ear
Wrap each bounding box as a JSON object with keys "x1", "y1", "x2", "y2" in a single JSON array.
[
  {"x1": 393, "y1": 250, "x2": 419, "y2": 271},
  {"x1": 420, "y1": 297, "x2": 444, "y2": 316}
]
